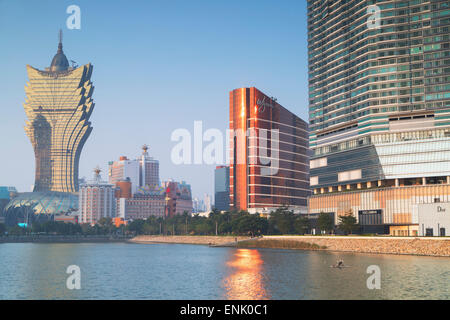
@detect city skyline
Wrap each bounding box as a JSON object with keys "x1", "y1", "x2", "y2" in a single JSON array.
[
  {"x1": 1, "y1": 1, "x2": 449, "y2": 305},
  {"x1": 0, "y1": 0, "x2": 309, "y2": 199}
]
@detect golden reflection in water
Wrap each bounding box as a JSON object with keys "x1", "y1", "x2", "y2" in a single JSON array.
[{"x1": 223, "y1": 249, "x2": 269, "y2": 300}]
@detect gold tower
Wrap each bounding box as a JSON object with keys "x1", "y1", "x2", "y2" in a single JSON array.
[{"x1": 23, "y1": 31, "x2": 94, "y2": 193}]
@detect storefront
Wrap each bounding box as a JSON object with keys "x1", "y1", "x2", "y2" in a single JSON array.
[{"x1": 417, "y1": 202, "x2": 450, "y2": 237}]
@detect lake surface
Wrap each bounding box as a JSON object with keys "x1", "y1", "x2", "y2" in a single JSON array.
[{"x1": 0, "y1": 242, "x2": 448, "y2": 300}]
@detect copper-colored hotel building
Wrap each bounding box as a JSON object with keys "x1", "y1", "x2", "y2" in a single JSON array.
[{"x1": 229, "y1": 87, "x2": 310, "y2": 214}]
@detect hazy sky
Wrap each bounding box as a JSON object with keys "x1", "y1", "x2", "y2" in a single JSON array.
[{"x1": 0, "y1": 0, "x2": 309, "y2": 200}]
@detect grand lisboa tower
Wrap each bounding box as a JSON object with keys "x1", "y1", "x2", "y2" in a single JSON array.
[{"x1": 6, "y1": 31, "x2": 94, "y2": 215}]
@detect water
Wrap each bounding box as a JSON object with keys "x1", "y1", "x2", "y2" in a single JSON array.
[{"x1": 0, "y1": 242, "x2": 448, "y2": 300}]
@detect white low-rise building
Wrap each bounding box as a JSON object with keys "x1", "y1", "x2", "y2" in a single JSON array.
[{"x1": 417, "y1": 202, "x2": 450, "y2": 237}]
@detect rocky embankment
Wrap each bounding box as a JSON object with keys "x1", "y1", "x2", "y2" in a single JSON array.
[
  {"x1": 129, "y1": 235, "x2": 450, "y2": 257},
  {"x1": 129, "y1": 235, "x2": 251, "y2": 246},
  {"x1": 253, "y1": 236, "x2": 450, "y2": 257}
]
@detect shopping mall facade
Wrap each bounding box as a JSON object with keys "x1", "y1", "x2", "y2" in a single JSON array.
[{"x1": 307, "y1": 0, "x2": 450, "y2": 235}]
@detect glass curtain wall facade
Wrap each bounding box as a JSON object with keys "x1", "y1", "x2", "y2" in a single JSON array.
[
  {"x1": 23, "y1": 34, "x2": 94, "y2": 193},
  {"x1": 4, "y1": 191, "x2": 79, "y2": 215},
  {"x1": 307, "y1": 0, "x2": 450, "y2": 233},
  {"x1": 229, "y1": 87, "x2": 310, "y2": 213},
  {"x1": 214, "y1": 165, "x2": 230, "y2": 211}
]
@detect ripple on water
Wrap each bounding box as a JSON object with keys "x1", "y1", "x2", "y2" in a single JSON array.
[{"x1": 0, "y1": 243, "x2": 448, "y2": 300}]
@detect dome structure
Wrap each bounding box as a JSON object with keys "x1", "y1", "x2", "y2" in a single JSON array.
[
  {"x1": 50, "y1": 30, "x2": 69, "y2": 72},
  {"x1": 4, "y1": 192, "x2": 78, "y2": 215}
]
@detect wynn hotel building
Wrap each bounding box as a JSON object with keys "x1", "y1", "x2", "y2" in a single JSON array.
[
  {"x1": 229, "y1": 87, "x2": 310, "y2": 214},
  {"x1": 307, "y1": 0, "x2": 450, "y2": 235}
]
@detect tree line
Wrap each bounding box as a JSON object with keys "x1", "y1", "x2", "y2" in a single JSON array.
[{"x1": 0, "y1": 206, "x2": 359, "y2": 236}]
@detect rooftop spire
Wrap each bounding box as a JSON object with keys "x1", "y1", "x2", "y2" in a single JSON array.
[
  {"x1": 50, "y1": 29, "x2": 69, "y2": 72},
  {"x1": 57, "y1": 29, "x2": 63, "y2": 53}
]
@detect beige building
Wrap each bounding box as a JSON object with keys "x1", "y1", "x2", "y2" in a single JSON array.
[
  {"x1": 79, "y1": 169, "x2": 116, "y2": 225},
  {"x1": 117, "y1": 196, "x2": 166, "y2": 220}
]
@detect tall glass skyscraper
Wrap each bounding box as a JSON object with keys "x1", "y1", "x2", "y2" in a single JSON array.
[
  {"x1": 23, "y1": 31, "x2": 94, "y2": 193},
  {"x1": 214, "y1": 165, "x2": 230, "y2": 211},
  {"x1": 307, "y1": 1, "x2": 450, "y2": 235}
]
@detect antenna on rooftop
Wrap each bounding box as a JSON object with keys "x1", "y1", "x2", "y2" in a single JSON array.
[{"x1": 57, "y1": 29, "x2": 64, "y2": 53}]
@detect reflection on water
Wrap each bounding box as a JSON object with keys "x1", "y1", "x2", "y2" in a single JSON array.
[
  {"x1": 223, "y1": 249, "x2": 269, "y2": 300},
  {"x1": 0, "y1": 243, "x2": 448, "y2": 300}
]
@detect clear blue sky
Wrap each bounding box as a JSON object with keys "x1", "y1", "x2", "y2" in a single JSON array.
[{"x1": 0, "y1": 0, "x2": 309, "y2": 200}]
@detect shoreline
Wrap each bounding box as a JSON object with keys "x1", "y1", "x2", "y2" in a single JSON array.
[
  {"x1": 237, "y1": 236, "x2": 450, "y2": 257},
  {"x1": 129, "y1": 235, "x2": 251, "y2": 246},
  {"x1": 0, "y1": 235, "x2": 132, "y2": 243},
  {"x1": 2, "y1": 235, "x2": 448, "y2": 257},
  {"x1": 130, "y1": 235, "x2": 450, "y2": 257}
]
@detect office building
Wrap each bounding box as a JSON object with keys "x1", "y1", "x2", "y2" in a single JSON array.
[
  {"x1": 140, "y1": 145, "x2": 160, "y2": 188},
  {"x1": 162, "y1": 181, "x2": 193, "y2": 217},
  {"x1": 307, "y1": 0, "x2": 450, "y2": 235},
  {"x1": 192, "y1": 198, "x2": 203, "y2": 213},
  {"x1": 114, "y1": 179, "x2": 132, "y2": 199},
  {"x1": 108, "y1": 156, "x2": 140, "y2": 194},
  {"x1": 0, "y1": 186, "x2": 17, "y2": 214},
  {"x1": 214, "y1": 165, "x2": 230, "y2": 211},
  {"x1": 229, "y1": 87, "x2": 310, "y2": 214},
  {"x1": 116, "y1": 185, "x2": 166, "y2": 220},
  {"x1": 108, "y1": 146, "x2": 160, "y2": 194},
  {"x1": 204, "y1": 194, "x2": 212, "y2": 212}
]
